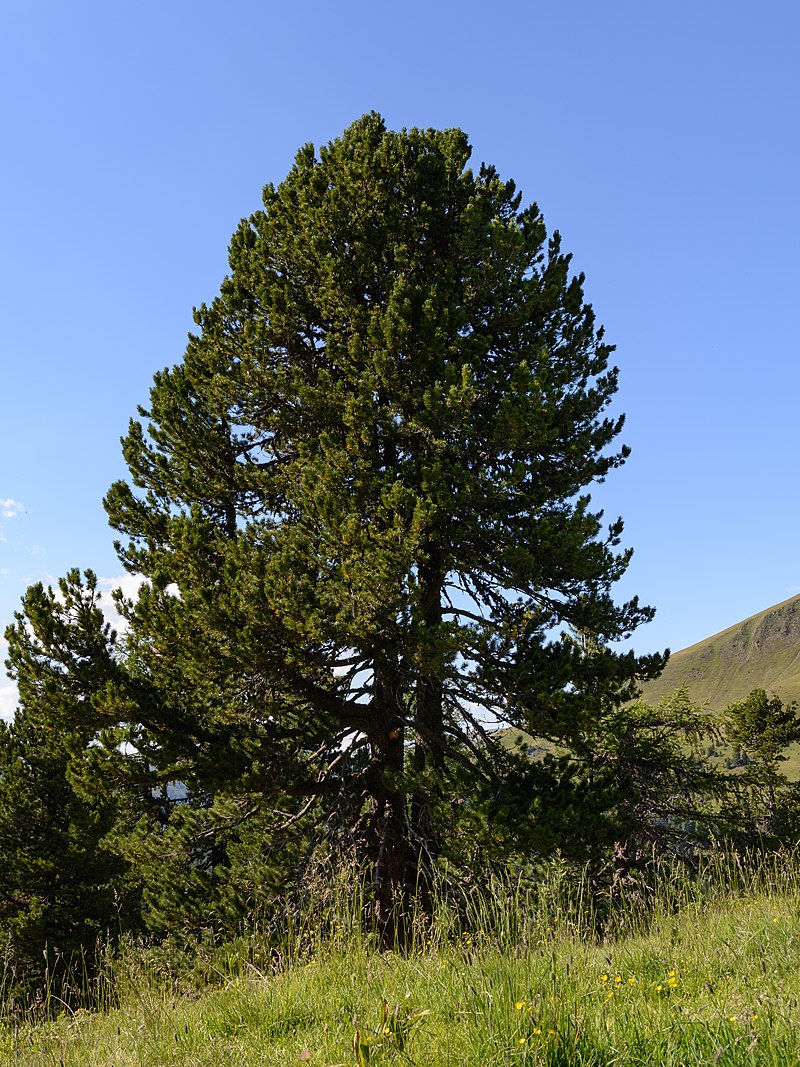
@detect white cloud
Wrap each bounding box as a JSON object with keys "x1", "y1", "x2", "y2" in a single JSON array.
[
  {"x1": 98, "y1": 573, "x2": 146, "y2": 635},
  {"x1": 0, "y1": 499, "x2": 24, "y2": 520},
  {"x1": 0, "y1": 633, "x2": 17, "y2": 721},
  {"x1": 0, "y1": 683, "x2": 18, "y2": 722}
]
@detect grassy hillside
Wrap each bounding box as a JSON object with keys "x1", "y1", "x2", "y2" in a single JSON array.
[
  {"x1": 640, "y1": 595, "x2": 800, "y2": 713},
  {"x1": 6, "y1": 855, "x2": 800, "y2": 1065}
]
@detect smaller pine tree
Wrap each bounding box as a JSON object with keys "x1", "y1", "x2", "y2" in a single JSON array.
[{"x1": 1, "y1": 571, "x2": 141, "y2": 1008}]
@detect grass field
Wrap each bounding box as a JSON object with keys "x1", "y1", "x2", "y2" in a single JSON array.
[{"x1": 5, "y1": 854, "x2": 800, "y2": 1066}]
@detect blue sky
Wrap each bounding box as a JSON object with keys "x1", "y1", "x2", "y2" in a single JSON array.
[{"x1": 1, "y1": 0, "x2": 798, "y2": 716}]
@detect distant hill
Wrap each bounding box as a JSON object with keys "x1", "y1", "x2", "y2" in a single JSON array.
[{"x1": 640, "y1": 595, "x2": 800, "y2": 713}]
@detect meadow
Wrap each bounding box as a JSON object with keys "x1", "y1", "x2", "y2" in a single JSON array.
[{"x1": 4, "y1": 852, "x2": 800, "y2": 1066}]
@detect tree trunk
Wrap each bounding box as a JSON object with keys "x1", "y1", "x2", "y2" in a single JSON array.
[
  {"x1": 410, "y1": 548, "x2": 446, "y2": 928},
  {"x1": 368, "y1": 653, "x2": 418, "y2": 948}
]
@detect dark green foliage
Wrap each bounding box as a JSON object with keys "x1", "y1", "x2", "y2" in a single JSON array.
[
  {"x1": 98, "y1": 114, "x2": 664, "y2": 939},
  {"x1": 0, "y1": 571, "x2": 141, "y2": 1006},
  {"x1": 722, "y1": 688, "x2": 800, "y2": 839},
  {"x1": 725, "y1": 687, "x2": 800, "y2": 764},
  {"x1": 603, "y1": 688, "x2": 723, "y2": 827},
  {"x1": 582, "y1": 686, "x2": 733, "y2": 877}
]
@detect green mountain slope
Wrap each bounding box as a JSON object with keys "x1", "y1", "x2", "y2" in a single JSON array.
[{"x1": 640, "y1": 594, "x2": 800, "y2": 712}]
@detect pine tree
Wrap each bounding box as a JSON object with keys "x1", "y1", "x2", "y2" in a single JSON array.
[
  {"x1": 102, "y1": 114, "x2": 663, "y2": 940},
  {"x1": 1, "y1": 572, "x2": 141, "y2": 1005},
  {"x1": 724, "y1": 688, "x2": 800, "y2": 836}
]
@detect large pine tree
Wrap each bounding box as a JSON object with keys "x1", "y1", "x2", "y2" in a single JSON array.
[{"x1": 100, "y1": 114, "x2": 662, "y2": 938}]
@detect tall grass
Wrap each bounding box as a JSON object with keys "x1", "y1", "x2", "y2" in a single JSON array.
[{"x1": 4, "y1": 849, "x2": 800, "y2": 1064}]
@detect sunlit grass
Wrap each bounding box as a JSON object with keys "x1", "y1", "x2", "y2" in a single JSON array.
[{"x1": 4, "y1": 852, "x2": 800, "y2": 1065}]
